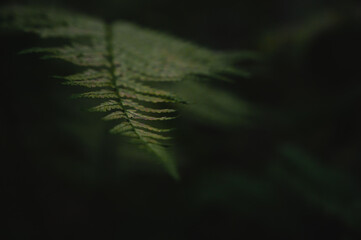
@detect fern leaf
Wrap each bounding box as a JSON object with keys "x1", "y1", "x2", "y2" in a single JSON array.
[
  {"x1": 127, "y1": 111, "x2": 177, "y2": 121},
  {"x1": 77, "y1": 90, "x2": 118, "y2": 99},
  {"x1": 1, "y1": 5, "x2": 247, "y2": 178},
  {"x1": 90, "y1": 101, "x2": 123, "y2": 112},
  {"x1": 116, "y1": 80, "x2": 182, "y2": 101},
  {"x1": 103, "y1": 111, "x2": 127, "y2": 121},
  {"x1": 123, "y1": 99, "x2": 176, "y2": 114},
  {"x1": 109, "y1": 122, "x2": 133, "y2": 134},
  {"x1": 130, "y1": 120, "x2": 173, "y2": 133}
]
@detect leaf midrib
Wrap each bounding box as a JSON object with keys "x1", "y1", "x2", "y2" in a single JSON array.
[
  {"x1": 105, "y1": 24, "x2": 143, "y2": 143},
  {"x1": 105, "y1": 23, "x2": 179, "y2": 179}
]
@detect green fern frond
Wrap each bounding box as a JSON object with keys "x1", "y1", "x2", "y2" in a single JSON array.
[{"x1": 1, "y1": 5, "x2": 246, "y2": 178}]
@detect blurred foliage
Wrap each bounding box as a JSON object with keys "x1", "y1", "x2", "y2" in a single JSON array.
[{"x1": 1, "y1": 0, "x2": 361, "y2": 239}]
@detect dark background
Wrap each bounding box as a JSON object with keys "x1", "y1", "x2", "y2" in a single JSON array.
[{"x1": 1, "y1": 0, "x2": 361, "y2": 239}]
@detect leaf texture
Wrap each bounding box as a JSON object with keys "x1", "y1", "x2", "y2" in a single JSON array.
[{"x1": 0, "y1": 5, "x2": 246, "y2": 178}]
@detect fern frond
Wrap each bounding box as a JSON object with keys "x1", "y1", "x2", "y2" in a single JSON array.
[{"x1": 1, "y1": 5, "x2": 248, "y2": 178}]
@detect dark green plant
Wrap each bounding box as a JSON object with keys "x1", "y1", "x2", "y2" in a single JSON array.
[{"x1": 0, "y1": 5, "x2": 249, "y2": 178}]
